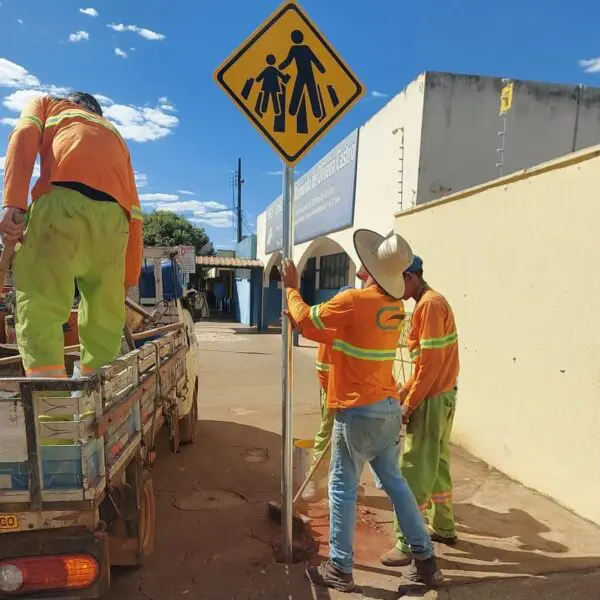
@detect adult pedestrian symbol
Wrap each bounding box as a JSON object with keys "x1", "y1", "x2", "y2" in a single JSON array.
[{"x1": 214, "y1": 1, "x2": 365, "y2": 166}]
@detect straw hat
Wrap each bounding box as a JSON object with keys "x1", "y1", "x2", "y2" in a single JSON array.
[{"x1": 353, "y1": 229, "x2": 414, "y2": 299}]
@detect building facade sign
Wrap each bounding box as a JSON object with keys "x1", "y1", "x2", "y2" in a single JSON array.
[{"x1": 264, "y1": 129, "x2": 359, "y2": 254}]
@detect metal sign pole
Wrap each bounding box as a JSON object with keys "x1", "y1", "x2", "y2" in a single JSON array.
[{"x1": 280, "y1": 163, "x2": 295, "y2": 563}]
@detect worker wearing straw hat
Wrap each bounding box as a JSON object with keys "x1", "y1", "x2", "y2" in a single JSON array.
[
  {"x1": 286, "y1": 280, "x2": 385, "y2": 503},
  {"x1": 281, "y1": 230, "x2": 442, "y2": 593},
  {"x1": 381, "y1": 255, "x2": 460, "y2": 567}
]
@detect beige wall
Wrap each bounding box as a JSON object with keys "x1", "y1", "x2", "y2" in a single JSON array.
[{"x1": 394, "y1": 147, "x2": 600, "y2": 525}]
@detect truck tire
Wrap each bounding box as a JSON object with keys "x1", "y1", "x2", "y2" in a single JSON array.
[
  {"x1": 106, "y1": 465, "x2": 156, "y2": 567},
  {"x1": 179, "y1": 377, "x2": 198, "y2": 444}
]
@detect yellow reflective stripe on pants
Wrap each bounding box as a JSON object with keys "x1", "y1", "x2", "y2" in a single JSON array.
[
  {"x1": 14, "y1": 186, "x2": 129, "y2": 374},
  {"x1": 394, "y1": 390, "x2": 458, "y2": 549}
]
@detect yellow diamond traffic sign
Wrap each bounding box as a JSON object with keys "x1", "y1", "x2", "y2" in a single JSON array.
[{"x1": 214, "y1": 0, "x2": 365, "y2": 166}]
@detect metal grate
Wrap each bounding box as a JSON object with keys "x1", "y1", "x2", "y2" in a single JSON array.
[{"x1": 394, "y1": 312, "x2": 414, "y2": 386}]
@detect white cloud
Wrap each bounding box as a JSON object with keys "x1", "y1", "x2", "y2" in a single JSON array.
[
  {"x1": 579, "y1": 58, "x2": 600, "y2": 73},
  {"x1": 178, "y1": 190, "x2": 194, "y2": 195},
  {"x1": 0, "y1": 58, "x2": 40, "y2": 88},
  {"x1": 17, "y1": 19, "x2": 23, "y2": 25},
  {"x1": 103, "y1": 103, "x2": 179, "y2": 142},
  {"x1": 93, "y1": 94, "x2": 113, "y2": 106},
  {"x1": 115, "y1": 48, "x2": 128, "y2": 58},
  {"x1": 158, "y1": 96, "x2": 176, "y2": 112},
  {"x1": 0, "y1": 117, "x2": 18, "y2": 126},
  {"x1": 2, "y1": 89, "x2": 46, "y2": 112},
  {"x1": 134, "y1": 171, "x2": 148, "y2": 188},
  {"x1": 139, "y1": 192, "x2": 179, "y2": 202},
  {"x1": 371, "y1": 90, "x2": 389, "y2": 98},
  {"x1": 190, "y1": 214, "x2": 234, "y2": 229},
  {"x1": 143, "y1": 196, "x2": 234, "y2": 229},
  {"x1": 107, "y1": 23, "x2": 165, "y2": 41},
  {"x1": 0, "y1": 60, "x2": 178, "y2": 143},
  {"x1": 79, "y1": 7, "x2": 98, "y2": 17},
  {"x1": 267, "y1": 170, "x2": 283, "y2": 176},
  {"x1": 69, "y1": 31, "x2": 90, "y2": 43}
]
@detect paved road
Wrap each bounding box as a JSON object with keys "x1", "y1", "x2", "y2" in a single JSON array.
[{"x1": 104, "y1": 322, "x2": 600, "y2": 600}]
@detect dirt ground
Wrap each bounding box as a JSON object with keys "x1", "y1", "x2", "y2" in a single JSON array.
[{"x1": 105, "y1": 322, "x2": 600, "y2": 600}]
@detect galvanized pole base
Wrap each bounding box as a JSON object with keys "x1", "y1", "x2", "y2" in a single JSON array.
[{"x1": 281, "y1": 164, "x2": 295, "y2": 564}]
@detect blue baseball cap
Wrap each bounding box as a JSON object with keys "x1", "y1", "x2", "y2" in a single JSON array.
[{"x1": 405, "y1": 255, "x2": 423, "y2": 273}]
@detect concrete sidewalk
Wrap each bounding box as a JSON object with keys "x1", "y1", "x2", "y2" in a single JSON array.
[{"x1": 106, "y1": 321, "x2": 600, "y2": 599}]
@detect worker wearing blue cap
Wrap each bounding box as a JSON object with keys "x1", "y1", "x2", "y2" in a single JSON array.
[{"x1": 381, "y1": 255, "x2": 461, "y2": 567}]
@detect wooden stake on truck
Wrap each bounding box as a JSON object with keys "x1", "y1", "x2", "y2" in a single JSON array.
[{"x1": 0, "y1": 246, "x2": 200, "y2": 598}]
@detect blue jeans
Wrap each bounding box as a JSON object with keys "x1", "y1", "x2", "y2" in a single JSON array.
[{"x1": 328, "y1": 398, "x2": 433, "y2": 573}]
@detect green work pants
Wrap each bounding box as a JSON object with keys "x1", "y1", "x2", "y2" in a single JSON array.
[
  {"x1": 311, "y1": 386, "x2": 335, "y2": 471},
  {"x1": 13, "y1": 186, "x2": 129, "y2": 376},
  {"x1": 395, "y1": 389, "x2": 457, "y2": 551}
]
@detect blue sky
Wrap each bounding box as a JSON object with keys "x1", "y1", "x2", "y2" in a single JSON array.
[{"x1": 2, "y1": 0, "x2": 600, "y2": 248}]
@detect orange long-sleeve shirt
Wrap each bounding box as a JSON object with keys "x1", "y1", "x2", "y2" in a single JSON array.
[
  {"x1": 287, "y1": 286, "x2": 406, "y2": 409},
  {"x1": 298, "y1": 321, "x2": 336, "y2": 390},
  {"x1": 402, "y1": 288, "x2": 460, "y2": 413},
  {"x1": 2, "y1": 96, "x2": 143, "y2": 286}
]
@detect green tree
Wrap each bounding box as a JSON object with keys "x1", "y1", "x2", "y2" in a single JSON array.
[{"x1": 143, "y1": 211, "x2": 212, "y2": 255}]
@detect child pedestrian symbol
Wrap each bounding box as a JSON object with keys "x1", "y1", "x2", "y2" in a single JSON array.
[{"x1": 255, "y1": 55, "x2": 290, "y2": 117}]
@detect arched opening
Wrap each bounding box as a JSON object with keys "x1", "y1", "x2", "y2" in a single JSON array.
[
  {"x1": 262, "y1": 252, "x2": 283, "y2": 328},
  {"x1": 296, "y1": 236, "x2": 357, "y2": 305}
]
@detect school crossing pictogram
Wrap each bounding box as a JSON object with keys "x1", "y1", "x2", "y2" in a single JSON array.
[{"x1": 214, "y1": 1, "x2": 365, "y2": 166}]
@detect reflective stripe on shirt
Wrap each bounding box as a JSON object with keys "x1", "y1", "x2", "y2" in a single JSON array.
[
  {"x1": 45, "y1": 109, "x2": 121, "y2": 137},
  {"x1": 332, "y1": 339, "x2": 397, "y2": 361},
  {"x1": 310, "y1": 304, "x2": 326, "y2": 330}
]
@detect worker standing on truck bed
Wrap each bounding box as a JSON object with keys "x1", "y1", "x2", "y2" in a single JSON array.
[
  {"x1": 0, "y1": 92, "x2": 143, "y2": 377},
  {"x1": 281, "y1": 230, "x2": 442, "y2": 593},
  {"x1": 381, "y1": 255, "x2": 460, "y2": 567}
]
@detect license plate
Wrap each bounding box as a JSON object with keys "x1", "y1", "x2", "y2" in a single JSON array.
[{"x1": 0, "y1": 514, "x2": 19, "y2": 531}]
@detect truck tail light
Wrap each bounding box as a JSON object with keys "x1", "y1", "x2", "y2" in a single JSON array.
[{"x1": 0, "y1": 554, "x2": 99, "y2": 594}]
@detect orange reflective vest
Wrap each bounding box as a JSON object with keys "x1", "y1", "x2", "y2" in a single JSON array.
[
  {"x1": 287, "y1": 286, "x2": 405, "y2": 409},
  {"x1": 402, "y1": 288, "x2": 460, "y2": 413}
]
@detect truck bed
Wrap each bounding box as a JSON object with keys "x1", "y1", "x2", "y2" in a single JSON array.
[{"x1": 0, "y1": 325, "x2": 187, "y2": 519}]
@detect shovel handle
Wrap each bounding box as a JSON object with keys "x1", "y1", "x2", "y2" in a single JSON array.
[{"x1": 292, "y1": 438, "x2": 331, "y2": 506}]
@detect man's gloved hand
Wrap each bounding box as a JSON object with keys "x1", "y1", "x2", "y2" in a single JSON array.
[{"x1": 0, "y1": 207, "x2": 25, "y2": 245}]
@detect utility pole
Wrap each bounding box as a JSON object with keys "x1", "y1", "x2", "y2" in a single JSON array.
[{"x1": 236, "y1": 158, "x2": 244, "y2": 243}]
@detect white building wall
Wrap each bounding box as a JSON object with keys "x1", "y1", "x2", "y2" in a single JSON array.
[{"x1": 416, "y1": 73, "x2": 600, "y2": 205}]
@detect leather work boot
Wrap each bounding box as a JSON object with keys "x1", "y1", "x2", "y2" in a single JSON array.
[
  {"x1": 380, "y1": 546, "x2": 412, "y2": 567},
  {"x1": 407, "y1": 556, "x2": 444, "y2": 588},
  {"x1": 306, "y1": 560, "x2": 356, "y2": 593}
]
